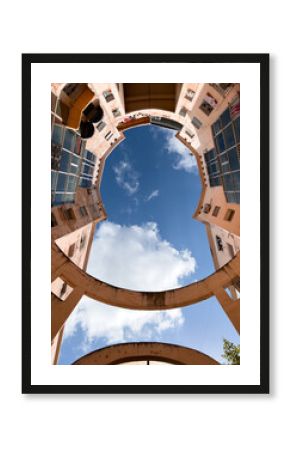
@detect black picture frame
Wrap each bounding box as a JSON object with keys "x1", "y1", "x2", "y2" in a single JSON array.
[{"x1": 22, "y1": 53, "x2": 269, "y2": 394}]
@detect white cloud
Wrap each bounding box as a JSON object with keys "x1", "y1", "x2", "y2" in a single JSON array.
[
  {"x1": 87, "y1": 221, "x2": 197, "y2": 291},
  {"x1": 63, "y1": 297, "x2": 184, "y2": 347},
  {"x1": 63, "y1": 221, "x2": 197, "y2": 350},
  {"x1": 113, "y1": 160, "x2": 140, "y2": 195},
  {"x1": 145, "y1": 189, "x2": 159, "y2": 202},
  {"x1": 165, "y1": 132, "x2": 197, "y2": 173},
  {"x1": 149, "y1": 126, "x2": 197, "y2": 173}
]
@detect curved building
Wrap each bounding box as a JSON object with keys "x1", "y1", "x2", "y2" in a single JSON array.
[{"x1": 51, "y1": 83, "x2": 240, "y2": 365}]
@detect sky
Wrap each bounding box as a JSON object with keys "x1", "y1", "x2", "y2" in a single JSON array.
[{"x1": 59, "y1": 125, "x2": 239, "y2": 364}]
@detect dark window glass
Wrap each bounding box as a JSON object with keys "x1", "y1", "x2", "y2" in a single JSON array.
[
  {"x1": 221, "y1": 161, "x2": 230, "y2": 173},
  {"x1": 62, "y1": 193, "x2": 74, "y2": 203},
  {"x1": 223, "y1": 124, "x2": 235, "y2": 148},
  {"x1": 212, "y1": 120, "x2": 221, "y2": 135},
  {"x1": 220, "y1": 152, "x2": 228, "y2": 163},
  {"x1": 235, "y1": 192, "x2": 240, "y2": 204},
  {"x1": 220, "y1": 108, "x2": 231, "y2": 127},
  {"x1": 52, "y1": 125, "x2": 63, "y2": 145},
  {"x1": 51, "y1": 171, "x2": 58, "y2": 191},
  {"x1": 210, "y1": 176, "x2": 221, "y2": 187},
  {"x1": 67, "y1": 175, "x2": 77, "y2": 192},
  {"x1": 63, "y1": 129, "x2": 75, "y2": 151},
  {"x1": 228, "y1": 148, "x2": 240, "y2": 171},
  {"x1": 223, "y1": 174, "x2": 234, "y2": 191},
  {"x1": 79, "y1": 177, "x2": 92, "y2": 188},
  {"x1": 225, "y1": 192, "x2": 236, "y2": 203},
  {"x1": 191, "y1": 116, "x2": 202, "y2": 129},
  {"x1": 216, "y1": 133, "x2": 225, "y2": 153},
  {"x1": 211, "y1": 162, "x2": 218, "y2": 174},
  {"x1": 232, "y1": 171, "x2": 240, "y2": 189},
  {"x1": 56, "y1": 173, "x2": 68, "y2": 192},
  {"x1": 234, "y1": 117, "x2": 240, "y2": 142},
  {"x1": 59, "y1": 149, "x2": 71, "y2": 172},
  {"x1": 54, "y1": 193, "x2": 65, "y2": 205},
  {"x1": 200, "y1": 100, "x2": 213, "y2": 116}
]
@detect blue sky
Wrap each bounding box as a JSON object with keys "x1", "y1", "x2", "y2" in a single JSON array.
[{"x1": 59, "y1": 125, "x2": 239, "y2": 364}]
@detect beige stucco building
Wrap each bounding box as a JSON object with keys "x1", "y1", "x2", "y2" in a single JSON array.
[{"x1": 51, "y1": 83, "x2": 240, "y2": 365}]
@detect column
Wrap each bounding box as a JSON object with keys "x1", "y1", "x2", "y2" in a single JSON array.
[
  {"x1": 214, "y1": 287, "x2": 240, "y2": 334},
  {"x1": 51, "y1": 286, "x2": 84, "y2": 341}
]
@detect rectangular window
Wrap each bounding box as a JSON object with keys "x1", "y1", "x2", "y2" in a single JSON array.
[
  {"x1": 68, "y1": 243, "x2": 75, "y2": 258},
  {"x1": 199, "y1": 93, "x2": 218, "y2": 116},
  {"x1": 112, "y1": 108, "x2": 121, "y2": 118},
  {"x1": 224, "y1": 208, "x2": 235, "y2": 221},
  {"x1": 80, "y1": 234, "x2": 87, "y2": 250},
  {"x1": 63, "y1": 208, "x2": 76, "y2": 221},
  {"x1": 212, "y1": 206, "x2": 220, "y2": 217},
  {"x1": 216, "y1": 235, "x2": 223, "y2": 251},
  {"x1": 105, "y1": 131, "x2": 113, "y2": 141},
  {"x1": 185, "y1": 129, "x2": 195, "y2": 139},
  {"x1": 227, "y1": 243, "x2": 235, "y2": 258},
  {"x1": 96, "y1": 121, "x2": 106, "y2": 132},
  {"x1": 179, "y1": 107, "x2": 188, "y2": 117},
  {"x1": 203, "y1": 203, "x2": 211, "y2": 214},
  {"x1": 185, "y1": 89, "x2": 195, "y2": 101},
  {"x1": 52, "y1": 124, "x2": 63, "y2": 146},
  {"x1": 215, "y1": 133, "x2": 226, "y2": 153},
  {"x1": 191, "y1": 116, "x2": 202, "y2": 129},
  {"x1": 223, "y1": 124, "x2": 235, "y2": 148},
  {"x1": 103, "y1": 90, "x2": 115, "y2": 102},
  {"x1": 220, "y1": 108, "x2": 231, "y2": 127},
  {"x1": 79, "y1": 206, "x2": 88, "y2": 217},
  {"x1": 63, "y1": 129, "x2": 75, "y2": 151}
]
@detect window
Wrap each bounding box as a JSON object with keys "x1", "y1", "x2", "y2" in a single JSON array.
[
  {"x1": 105, "y1": 131, "x2": 113, "y2": 141},
  {"x1": 63, "y1": 208, "x2": 76, "y2": 221},
  {"x1": 112, "y1": 108, "x2": 121, "y2": 118},
  {"x1": 224, "y1": 208, "x2": 235, "y2": 221},
  {"x1": 203, "y1": 203, "x2": 211, "y2": 214},
  {"x1": 216, "y1": 235, "x2": 223, "y2": 251},
  {"x1": 211, "y1": 106, "x2": 240, "y2": 204},
  {"x1": 78, "y1": 149, "x2": 97, "y2": 190},
  {"x1": 204, "y1": 148, "x2": 222, "y2": 187},
  {"x1": 60, "y1": 282, "x2": 68, "y2": 297},
  {"x1": 185, "y1": 89, "x2": 195, "y2": 101},
  {"x1": 210, "y1": 83, "x2": 233, "y2": 96},
  {"x1": 103, "y1": 90, "x2": 115, "y2": 102},
  {"x1": 227, "y1": 243, "x2": 235, "y2": 258},
  {"x1": 179, "y1": 107, "x2": 188, "y2": 117},
  {"x1": 96, "y1": 121, "x2": 106, "y2": 132},
  {"x1": 212, "y1": 206, "x2": 220, "y2": 217},
  {"x1": 185, "y1": 129, "x2": 194, "y2": 139},
  {"x1": 79, "y1": 206, "x2": 88, "y2": 217},
  {"x1": 68, "y1": 244, "x2": 75, "y2": 258},
  {"x1": 80, "y1": 234, "x2": 87, "y2": 250},
  {"x1": 191, "y1": 116, "x2": 202, "y2": 129},
  {"x1": 199, "y1": 93, "x2": 218, "y2": 116}
]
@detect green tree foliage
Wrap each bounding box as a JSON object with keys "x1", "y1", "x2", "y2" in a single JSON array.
[{"x1": 222, "y1": 338, "x2": 240, "y2": 365}]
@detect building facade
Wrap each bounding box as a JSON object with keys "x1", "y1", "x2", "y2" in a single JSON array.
[{"x1": 51, "y1": 83, "x2": 240, "y2": 365}]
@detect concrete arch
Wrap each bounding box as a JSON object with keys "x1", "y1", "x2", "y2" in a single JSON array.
[
  {"x1": 51, "y1": 242, "x2": 240, "y2": 340},
  {"x1": 72, "y1": 342, "x2": 220, "y2": 365}
]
